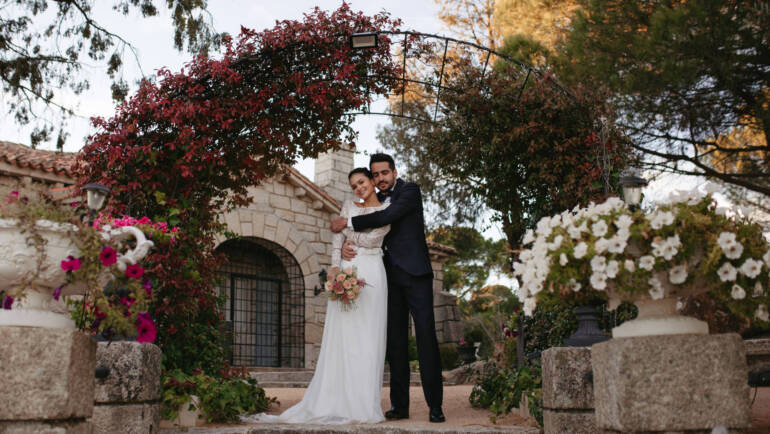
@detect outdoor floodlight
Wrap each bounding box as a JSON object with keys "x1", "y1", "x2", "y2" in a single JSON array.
[
  {"x1": 350, "y1": 32, "x2": 378, "y2": 49},
  {"x1": 618, "y1": 175, "x2": 648, "y2": 209},
  {"x1": 81, "y1": 183, "x2": 111, "y2": 212}
]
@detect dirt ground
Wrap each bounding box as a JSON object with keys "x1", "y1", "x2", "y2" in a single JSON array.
[{"x1": 263, "y1": 385, "x2": 536, "y2": 428}]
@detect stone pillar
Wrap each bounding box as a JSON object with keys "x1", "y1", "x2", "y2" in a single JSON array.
[
  {"x1": 0, "y1": 327, "x2": 96, "y2": 433},
  {"x1": 92, "y1": 341, "x2": 162, "y2": 434},
  {"x1": 429, "y1": 244, "x2": 462, "y2": 345},
  {"x1": 314, "y1": 146, "x2": 354, "y2": 204},
  {"x1": 541, "y1": 347, "x2": 597, "y2": 434},
  {"x1": 592, "y1": 333, "x2": 750, "y2": 433}
]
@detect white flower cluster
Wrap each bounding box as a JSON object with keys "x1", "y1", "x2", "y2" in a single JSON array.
[{"x1": 512, "y1": 195, "x2": 770, "y2": 323}]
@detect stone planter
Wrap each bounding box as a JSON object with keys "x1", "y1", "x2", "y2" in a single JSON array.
[{"x1": 0, "y1": 219, "x2": 153, "y2": 329}]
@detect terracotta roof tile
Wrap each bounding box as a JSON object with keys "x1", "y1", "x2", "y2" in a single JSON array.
[{"x1": 0, "y1": 140, "x2": 76, "y2": 177}]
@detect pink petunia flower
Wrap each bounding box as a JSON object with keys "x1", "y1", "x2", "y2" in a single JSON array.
[
  {"x1": 60, "y1": 256, "x2": 82, "y2": 272},
  {"x1": 142, "y1": 279, "x2": 152, "y2": 295},
  {"x1": 53, "y1": 285, "x2": 64, "y2": 301},
  {"x1": 136, "y1": 312, "x2": 157, "y2": 343},
  {"x1": 2, "y1": 296, "x2": 13, "y2": 310},
  {"x1": 125, "y1": 264, "x2": 144, "y2": 279},
  {"x1": 100, "y1": 246, "x2": 117, "y2": 266},
  {"x1": 120, "y1": 297, "x2": 136, "y2": 308}
]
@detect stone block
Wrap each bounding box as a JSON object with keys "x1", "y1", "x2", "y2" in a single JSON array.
[
  {"x1": 94, "y1": 342, "x2": 161, "y2": 404},
  {"x1": 92, "y1": 403, "x2": 160, "y2": 434},
  {"x1": 0, "y1": 420, "x2": 92, "y2": 434},
  {"x1": 0, "y1": 327, "x2": 95, "y2": 420},
  {"x1": 543, "y1": 410, "x2": 596, "y2": 434},
  {"x1": 592, "y1": 333, "x2": 750, "y2": 432},
  {"x1": 542, "y1": 347, "x2": 593, "y2": 410}
]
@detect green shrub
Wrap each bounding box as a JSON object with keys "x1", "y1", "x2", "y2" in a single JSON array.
[
  {"x1": 407, "y1": 335, "x2": 418, "y2": 361},
  {"x1": 162, "y1": 369, "x2": 277, "y2": 423},
  {"x1": 469, "y1": 362, "x2": 543, "y2": 426},
  {"x1": 439, "y1": 343, "x2": 460, "y2": 370},
  {"x1": 502, "y1": 338, "x2": 517, "y2": 368}
]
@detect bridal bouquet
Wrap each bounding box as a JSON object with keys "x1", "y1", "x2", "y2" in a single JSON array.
[{"x1": 325, "y1": 267, "x2": 366, "y2": 311}]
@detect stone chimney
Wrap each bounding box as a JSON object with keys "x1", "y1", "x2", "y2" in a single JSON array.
[{"x1": 314, "y1": 146, "x2": 354, "y2": 205}]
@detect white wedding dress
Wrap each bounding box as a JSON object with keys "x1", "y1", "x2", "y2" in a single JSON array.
[{"x1": 244, "y1": 200, "x2": 390, "y2": 424}]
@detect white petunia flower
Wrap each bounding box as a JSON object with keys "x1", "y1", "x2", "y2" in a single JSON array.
[
  {"x1": 590, "y1": 256, "x2": 607, "y2": 272},
  {"x1": 530, "y1": 280, "x2": 544, "y2": 295},
  {"x1": 606, "y1": 260, "x2": 619, "y2": 278},
  {"x1": 754, "y1": 281, "x2": 764, "y2": 296},
  {"x1": 590, "y1": 272, "x2": 607, "y2": 290},
  {"x1": 616, "y1": 228, "x2": 631, "y2": 242},
  {"x1": 559, "y1": 253, "x2": 568, "y2": 266},
  {"x1": 668, "y1": 265, "x2": 688, "y2": 284},
  {"x1": 574, "y1": 242, "x2": 588, "y2": 259},
  {"x1": 667, "y1": 234, "x2": 682, "y2": 248},
  {"x1": 639, "y1": 255, "x2": 655, "y2": 271},
  {"x1": 594, "y1": 238, "x2": 610, "y2": 254},
  {"x1": 739, "y1": 258, "x2": 763, "y2": 279},
  {"x1": 662, "y1": 243, "x2": 679, "y2": 261},
  {"x1": 648, "y1": 277, "x2": 664, "y2": 299},
  {"x1": 523, "y1": 297, "x2": 536, "y2": 316},
  {"x1": 731, "y1": 284, "x2": 746, "y2": 300},
  {"x1": 535, "y1": 216, "x2": 552, "y2": 236},
  {"x1": 763, "y1": 250, "x2": 770, "y2": 268},
  {"x1": 704, "y1": 182, "x2": 720, "y2": 194},
  {"x1": 569, "y1": 279, "x2": 581, "y2": 292},
  {"x1": 651, "y1": 238, "x2": 666, "y2": 258},
  {"x1": 522, "y1": 229, "x2": 535, "y2": 245},
  {"x1": 568, "y1": 224, "x2": 583, "y2": 240},
  {"x1": 624, "y1": 259, "x2": 635, "y2": 272},
  {"x1": 723, "y1": 241, "x2": 744, "y2": 260},
  {"x1": 614, "y1": 214, "x2": 634, "y2": 231},
  {"x1": 717, "y1": 232, "x2": 736, "y2": 248},
  {"x1": 659, "y1": 211, "x2": 675, "y2": 226},
  {"x1": 715, "y1": 206, "x2": 728, "y2": 216},
  {"x1": 717, "y1": 262, "x2": 737, "y2": 282},
  {"x1": 592, "y1": 220, "x2": 608, "y2": 237},
  {"x1": 756, "y1": 304, "x2": 769, "y2": 322},
  {"x1": 512, "y1": 262, "x2": 526, "y2": 277},
  {"x1": 607, "y1": 235, "x2": 627, "y2": 254}
]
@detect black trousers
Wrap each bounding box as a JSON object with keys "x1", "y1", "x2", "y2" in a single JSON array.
[{"x1": 385, "y1": 261, "x2": 443, "y2": 411}]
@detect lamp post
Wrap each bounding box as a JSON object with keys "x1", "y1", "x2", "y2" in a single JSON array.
[
  {"x1": 618, "y1": 175, "x2": 647, "y2": 210},
  {"x1": 349, "y1": 32, "x2": 378, "y2": 49}
]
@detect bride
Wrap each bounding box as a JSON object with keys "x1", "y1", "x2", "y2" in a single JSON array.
[{"x1": 247, "y1": 167, "x2": 390, "y2": 424}]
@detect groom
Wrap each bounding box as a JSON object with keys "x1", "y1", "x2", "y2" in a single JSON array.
[{"x1": 331, "y1": 153, "x2": 445, "y2": 423}]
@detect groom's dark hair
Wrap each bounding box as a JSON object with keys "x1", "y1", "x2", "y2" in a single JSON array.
[{"x1": 369, "y1": 153, "x2": 395, "y2": 170}]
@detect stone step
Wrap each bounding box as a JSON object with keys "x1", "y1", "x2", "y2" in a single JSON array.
[
  {"x1": 160, "y1": 424, "x2": 538, "y2": 434},
  {"x1": 251, "y1": 370, "x2": 423, "y2": 388}
]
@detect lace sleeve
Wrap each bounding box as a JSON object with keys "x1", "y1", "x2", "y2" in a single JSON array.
[
  {"x1": 342, "y1": 224, "x2": 389, "y2": 248},
  {"x1": 331, "y1": 201, "x2": 350, "y2": 268}
]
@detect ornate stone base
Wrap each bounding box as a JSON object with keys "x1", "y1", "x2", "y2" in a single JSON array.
[
  {"x1": 0, "y1": 327, "x2": 95, "y2": 420},
  {"x1": 592, "y1": 333, "x2": 750, "y2": 432}
]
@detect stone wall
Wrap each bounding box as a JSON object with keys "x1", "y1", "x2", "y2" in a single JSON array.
[
  {"x1": 314, "y1": 147, "x2": 355, "y2": 204},
  {"x1": 430, "y1": 249, "x2": 463, "y2": 345}
]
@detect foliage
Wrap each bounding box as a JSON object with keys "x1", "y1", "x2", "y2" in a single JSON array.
[
  {"x1": 379, "y1": 41, "x2": 630, "y2": 254},
  {"x1": 559, "y1": 0, "x2": 770, "y2": 196},
  {"x1": 0, "y1": 191, "x2": 158, "y2": 340},
  {"x1": 513, "y1": 192, "x2": 770, "y2": 326},
  {"x1": 428, "y1": 226, "x2": 508, "y2": 299},
  {"x1": 461, "y1": 284, "x2": 519, "y2": 359},
  {"x1": 0, "y1": 0, "x2": 220, "y2": 148},
  {"x1": 435, "y1": 0, "x2": 500, "y2": 50},
  {"x1": 495, "y1": 0, "x2": 580, "y2": 51},
  {"x1": 74, "y1": 4, "x2": 405, "y2": 375},
  {"x1": 407, "y1": 335, "x2": 418, "y2": 362},
  {"x1": 439, "y1": 343, "x2": 461, "y2": 371},
  {"x1": 469, "y1": 362, "x2": 543, "y2": 426},
  {"x1": 162, "y1": 368, "x2": 277, "y2": 423}
]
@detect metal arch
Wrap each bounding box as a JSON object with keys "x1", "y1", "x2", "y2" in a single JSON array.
[{"x1": 349, "y1": 30, "x2": 571, "y2": 124}]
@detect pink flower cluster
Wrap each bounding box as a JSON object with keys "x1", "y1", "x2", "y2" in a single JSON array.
[
  {"x1": 92, "y1": 214, "x2": 179, "y2": 234},
  {"x1": 324, "y1": 267, "x2": 365, "y2": 309}
]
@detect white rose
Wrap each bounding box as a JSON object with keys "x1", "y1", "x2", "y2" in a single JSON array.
[
  {"x1": 590, "y1": 272, "x2": 607, "y2": 290},
  {"x1": 755, "y1": 304, "x2": 769, "y2": 322},
  {"x1": 639, "y1": 255, "x2": 655, "y2": 271},
  {"x1": 739, "y1": 258, "x2": 763, "y2": 279},
  {"x1": 559, "y1": 253, "x2": 568, "y2": 266},
  {"x1": 731, "y1": 284, "x2": 746, "y2": 300},
  {"x1": 668, "y1": 265, "x2": 688, "y2": 284},
  {"x1": 717, "y1": 262, "x2": 737, "y2": 282},
  {"x1": 648, "y1": 277, "x2": 664, "y2": 300},
  {"x1": 606, "y1": 260, "x2": 619, "y2": 278},
  {"x1": 592, "y1": 220, "x2": 608, "y2": 237},
  {"x1": 574, "y1": 242, "x2": 588, "y2": 259},
  {"x1": 590, "y1": 255, "x2": 607, "y2": 272},
  {"x1": 624, "y1": 259, "x2": 635, "y2": 273}
]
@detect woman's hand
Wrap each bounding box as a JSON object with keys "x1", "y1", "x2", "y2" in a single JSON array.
[{"x1": 328, "y1": 267, "x2": 339, "y2": 281}]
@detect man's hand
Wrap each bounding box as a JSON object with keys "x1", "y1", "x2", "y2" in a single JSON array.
[
  {"x1": 341, "y1": 241, "x2": 357, "y2": 261},
  {"x1": 331, "y1": 216, "x2": 347, "y2": 233}
]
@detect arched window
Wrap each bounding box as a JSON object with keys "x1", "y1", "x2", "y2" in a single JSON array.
[{"x1": 215, "y1": 237, "x2": 305, "y2": 368}]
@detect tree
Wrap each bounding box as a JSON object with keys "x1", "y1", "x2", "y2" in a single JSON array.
[
  {"x1": 435, "y1": 0, "x2": 501, "y2": 50},
  {"x1": 75, "y1": 4, "x2": 404, "y2": 373},
  {"x1": 494, "y1": 0, "x2": 580, "y2": 51},
  {"x1": 0, "y1": 0, "x2": 219, "y2": 148},
  {"x1": 559, "y1": 0, "x2": 770, "y2": 196}
]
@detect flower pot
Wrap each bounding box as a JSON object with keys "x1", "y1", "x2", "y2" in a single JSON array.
[{"x1": 0, "y1": 219, "x2": 153, "y2": 329}]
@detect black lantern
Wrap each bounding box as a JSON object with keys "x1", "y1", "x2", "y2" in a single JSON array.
[
  {"x1": 618, "y1": 175, "x2": 647, "y2": 209},
  {"x1": 81, "y1": 183, "x2": 110, "y2": 213},
  {"x1": 350, "y1": 32, "x2": 378, "y2": 49},
  {"x1": 314, "y1": 268, "x2": 328, "y2": 296}
]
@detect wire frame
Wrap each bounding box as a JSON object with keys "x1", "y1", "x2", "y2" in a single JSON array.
[{"x1": 215, "y1": 237, "x2": 305, "y2": 368}]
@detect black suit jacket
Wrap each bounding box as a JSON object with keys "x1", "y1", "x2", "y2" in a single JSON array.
[{"x1": 351, "y1": 178, "x2": 433, "y2": 277}]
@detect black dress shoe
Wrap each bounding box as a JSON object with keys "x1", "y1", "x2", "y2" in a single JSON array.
[
  {"x1": 429, "y1": 407, "x2": 445, "y2": 423},
  {"x1": 385, "y1": 407, "x2": 409, "y2": 420}
]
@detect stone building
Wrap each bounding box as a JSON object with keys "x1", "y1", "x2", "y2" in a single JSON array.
[{"x1": 0, "y1": 140, "x2": 463, "y2": 369}]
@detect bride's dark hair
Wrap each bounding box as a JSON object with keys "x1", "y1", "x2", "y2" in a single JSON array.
[{"x1": 348, "y1": 167, "x2": 373, "y2": 180}]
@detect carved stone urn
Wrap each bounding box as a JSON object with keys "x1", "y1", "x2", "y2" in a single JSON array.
[{"x1": 0, "y1": 219, "x2": 153, "y2": 328}]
